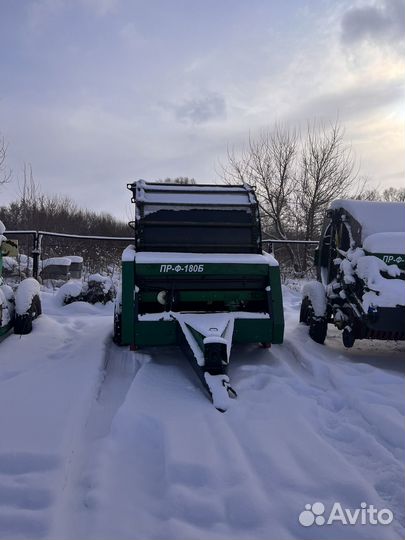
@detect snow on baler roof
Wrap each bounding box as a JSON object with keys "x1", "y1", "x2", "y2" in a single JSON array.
[
  {"x1": 130, "y1": 179, "x2": 256, "y2": 210},
  {"x1": 330, "y1": 199, "x2": 405, "y2": 242}
]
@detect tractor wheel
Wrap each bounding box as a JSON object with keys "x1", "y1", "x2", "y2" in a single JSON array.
[
  {"x1": 299, "y1": 297, "x2": 310, "y2": 325},
  {"x1": 301, "y1": 296, "x2": 327, "y2": 344},
  {"x1": 342, "y1": 327, "x2": 355, "y2": 348},
  {"x1": 14, "y1": 294, "x2": 41, "y2": 335},
  {"x1": 309, "y1": 316, "x2": 328, "y2": 344},
  {"x1": 113, "y1": 309, "x2": 123, "y2": 345}
]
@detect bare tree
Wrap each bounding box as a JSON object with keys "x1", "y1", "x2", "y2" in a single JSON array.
[
  {"x1": 383, "y1": 186, "x2": 405, "y2": 202},
  {"x1": 221, "y1": 120, "x2": 361, "y2": 273},
  {"x1": 294, "y1": 120, "x2": 358, "y2": 269},
  {"x1": 1, "y1": 166, "x2": 129, "y2": 273},
  {"x1": 20, "y1": 163, "x2": 39, "y2": 204},
  {"x1": 222, "y1": 124, "x2": 300, "y2": 267},
  {"x1": 297, "y1": 121, "x2": 357, "y2": 238},
  {"x1": 0, "y1": 134, "x2": 12, "y2": 186}
]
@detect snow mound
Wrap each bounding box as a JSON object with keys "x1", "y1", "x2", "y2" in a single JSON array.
[
  {"x1": 14, "y1": 278, "x2": 41, "y2": 315},
  {"x1": 2, "y1": 256, "x2": 19, "y2": 272},
  {"x1": 65, "y1": 255, "x2": 84, "y2": 264},
  {"x1": 355, "y1": 256, "x2": 405, "y2": 311},
  {"x1": 56, "y1": 280, "x2": 83, "y2": 305},
  {"x1": 363, "y1": 232, "x2": 405, "y2": 254},
  {"x1": 42, "y1": 257, "x2": 71, "y2": 268},
  {"x1": 339, "y1": 249, "x2": 405, "y2": 311}
]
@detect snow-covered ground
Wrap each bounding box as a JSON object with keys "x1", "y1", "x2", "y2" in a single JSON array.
[{"x1": 0, "y1": 286, "x2": 403, "y2": 540}]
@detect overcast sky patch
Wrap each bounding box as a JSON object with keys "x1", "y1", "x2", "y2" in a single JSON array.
[
  {"x1": 171, "y1": 93, "x2": 227, "y2": 125},
  {"x1": 341, "y1": 0, "x2": 405, "y2": 50},
  {"x1": 0, "y1": 0, "x2": 403, "y2": 219},
  {"x1": 293, "y1": 77, "x2": 404, "y2": 122}
]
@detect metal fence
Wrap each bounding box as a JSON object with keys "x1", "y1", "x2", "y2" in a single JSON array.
[
  {"x1": 5, "y1": 230, "x2": 318, "y2": 280},
  {"x1": 263, "y1": 238, "x2": 318, "y2": 251}
]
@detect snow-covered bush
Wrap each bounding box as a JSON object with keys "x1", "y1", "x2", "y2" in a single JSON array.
[
  {"x1": 57, "y1": 274, "x2": 115, "y2": 306},
  {"x1": 2, "y1": 256, "x2": 19, "y2": 275},
  {"x1": 85, "y1": 274, "x2": 114, "y2": 304},
  {"x1": 56, "y1": 280, "x2": 83, "y2": 305}
]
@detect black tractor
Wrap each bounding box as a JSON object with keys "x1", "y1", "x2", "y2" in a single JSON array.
[{"x1": 300, "y1": 199, "x2": 405, "y2": 347}]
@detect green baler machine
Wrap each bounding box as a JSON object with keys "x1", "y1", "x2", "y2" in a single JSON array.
[{"x1": 114, "y1": 180, "x2": 284, "y2": 410}]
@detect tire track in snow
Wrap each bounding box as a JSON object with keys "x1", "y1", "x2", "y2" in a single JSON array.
[
  {"x1": 51, "y1": 324, "x2": 404, "y2": 540},
  {"x1": 0, "y1": 309, "x2": 113, "y2": 540},
  {"x1": 86, "y1": 341, "x2": 147, "y2": 439},
  {"x1": 283, "y1": 330, "x2": 405, "y2": 530},
  {"x1": 49, "y1": 341, "x2": 150, "y2": 539}
]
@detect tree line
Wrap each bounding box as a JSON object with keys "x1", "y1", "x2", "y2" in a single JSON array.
[{"x1": 0, "y1": 163, "x2": 130, "y2": 273}]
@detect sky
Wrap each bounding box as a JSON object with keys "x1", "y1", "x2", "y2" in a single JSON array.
[{"x1": 0, "y1": 0, "x2": 404, "y2": 221}]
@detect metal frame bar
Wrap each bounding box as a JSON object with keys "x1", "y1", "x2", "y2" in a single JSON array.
[{"x1": 4, "y1": 230, "x2": 318, "y2": 279}]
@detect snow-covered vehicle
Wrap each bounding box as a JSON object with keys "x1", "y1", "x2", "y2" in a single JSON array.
[
  {"x1": 114, "y1": 180, "x2": 284, "y2": 410},
  {"x1": 300, "y1": 199, "x2": 405, "y2": 347},
  {"x1": 0, "y1": 221, "x2": 42, "y2": 337}
]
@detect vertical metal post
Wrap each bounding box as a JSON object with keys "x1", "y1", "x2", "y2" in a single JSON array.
[{"x1": 32, "y1": 232, "x2": 42, "y2": 280}]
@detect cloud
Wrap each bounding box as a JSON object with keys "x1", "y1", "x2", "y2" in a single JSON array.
[
  {"x1": 341, "y1": 0, "x2": 405, "y2": 50},
  {"x1": 292, "y1": 77, "x2": 404, "y2": 122},
  {"x1": 170, "y1": 93, "x2": 227, "y2": 125}
]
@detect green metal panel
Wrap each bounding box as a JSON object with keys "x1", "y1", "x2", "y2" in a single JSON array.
[
  {"x1": 268, "y1": 266, "x2": 284, "y2": 343},
  {"x1": 121, "y1": 260, "x2": 135, "y2": 345},
  {"x1": 132, "y1": 317, "x2": 276, "y2": 347},
  {"x1": 139, "y1": 290, "x2": 265, "y2": 304},
  {"x1": 136, "y1": 262, "x2": 269, "y2": 277},
  {"x1": 233, "y1": 319, "x2": 273, "y2": 343},
  {"x1": 135, "y1": 320, "x2": 178, "y2": 346},
  {"x1": 125, "y1": 256, "x2": 284, "y2": 348}
]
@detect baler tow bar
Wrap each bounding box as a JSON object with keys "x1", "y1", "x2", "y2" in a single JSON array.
[{"x1": 169, "y1": 312, "x2": 240, "y2": 411}]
